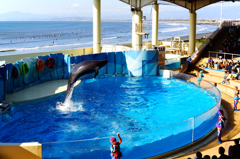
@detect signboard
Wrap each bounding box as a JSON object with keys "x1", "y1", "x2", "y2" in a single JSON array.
[{"x1": 158, "y1": 46, "x2": 165, "y2": 69}]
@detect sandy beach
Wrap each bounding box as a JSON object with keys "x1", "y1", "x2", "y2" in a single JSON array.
[{"x1": 160, "y1": 32, "x2": 214, "y2": 42}]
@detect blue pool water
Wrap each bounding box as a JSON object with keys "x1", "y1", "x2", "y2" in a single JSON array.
[{"x1": 0, "y1": 76, "x2": 217, "y2": 144}]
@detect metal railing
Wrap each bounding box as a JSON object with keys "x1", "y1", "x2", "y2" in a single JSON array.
[
  {"x1": 180, "y1": 20, "x2": 233, "y2": 73},
  {"x1": 208, "y1": 51, "x2": 240, "y2": 60},
  {"x1": 135, "y1": 23, "x2": 149, "y2": 34},
  {"x1": 165, "y1": 56, "x2": 181, "y2": 65}
]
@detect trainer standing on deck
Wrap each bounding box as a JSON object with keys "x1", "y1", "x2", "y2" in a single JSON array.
[
  {"x1": 187, "y1": 56, "x2": 193, "y2": 71},
  {"x1": 216, "y1": 110, "x2": 226, "y2": 143},
  {"x1": 110, "y1": 133, "x2": 122, "y2": 159},
  {"x1": 233, "y1": 86, "x2": 239, "y2": 111},
  {"x1": 187, "y1": 56, "x2": 193, "y2": 65}
]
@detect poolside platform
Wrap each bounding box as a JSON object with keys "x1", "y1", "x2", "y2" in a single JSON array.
[{"x1": 5, "y1": 80, "x2": 81, "y2": 105}]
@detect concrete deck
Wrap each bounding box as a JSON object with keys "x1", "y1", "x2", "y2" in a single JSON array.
[{"x1": 6, "y1": 80, "x2": 81, "y2": 104}]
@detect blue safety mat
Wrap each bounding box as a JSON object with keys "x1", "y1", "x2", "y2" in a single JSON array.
[
  {"x1": 49, "y1": 54, "x2": 59, "y2": 80},
  {"x1": 5, "y1": 63, "x2": 14, "y2": 93},
  {"x1": 107, "y1": 52, "x2": 115, "y2": 74},
  {"x1": 37, "y1": 55, "x2": 52, "y2": 82},
  {"x1": 56, "y1": 53, "x2": 64, "y2": 80}
]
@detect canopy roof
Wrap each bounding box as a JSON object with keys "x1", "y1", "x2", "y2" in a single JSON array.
[{"x1": 119, "y1": 0, "x2": 240, "y2": 11}]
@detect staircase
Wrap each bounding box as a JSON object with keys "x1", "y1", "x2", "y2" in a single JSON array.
[{"x1": 187, "y1": 26, "x2": 230, "y2": 77}]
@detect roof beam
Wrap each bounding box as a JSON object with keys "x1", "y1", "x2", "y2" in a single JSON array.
[
  {"x1": 119, "y1": 0, "x2": 156, "y2": 10},
  {"x1": 162, "y1": 0, "x2": 225, "y2": 11}
]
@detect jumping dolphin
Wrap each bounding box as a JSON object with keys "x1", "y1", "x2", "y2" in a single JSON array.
[{"x1": 58, "y1": 60, "x2": 108, "y2": 106}]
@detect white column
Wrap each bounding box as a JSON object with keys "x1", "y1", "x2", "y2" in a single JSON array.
[
  {"x1": 189, "y1": 10, "x2": 197, "y2": 55},
  {"x1": 93, "y1": 0, "x2": 101, "y2": 53},
  {"x1": 152, "y1": 4, "x2": 159, "y2": 46},
  {"x1": 132, "y1": 10, "x2": 142, "y2": 50}
]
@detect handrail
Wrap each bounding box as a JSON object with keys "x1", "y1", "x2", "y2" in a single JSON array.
[
  {"x1": 209, "y1": 51, "x2": 240, "y2": 60},
  {"x1": 180, "y1": 19, "x2": 234, "y2": 73}
]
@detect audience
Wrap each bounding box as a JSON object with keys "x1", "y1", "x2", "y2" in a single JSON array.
[
  {"x1": 226, "y1": 63, "x2": 232, "y2": 73},
  {"x1": 234, "y1": 59, "x2": 240, "y2": 67},
  {"x1": 223, "y1": 59, "x2": 229, "y2": 69},
  {"x1": 206, "y1": 57, "x2": 214, "y2": 68},
  {"x1": 230, "y1": 60, "x2": 235, "y2": 66},
  {"x1": 218, "y1": 56, "x2": 223, "y2": 64},
  {"x1": 203, "y1": 155, "x2": 210, "y2": 159},
  {"x1": 186, "y1": 139, "x2": 240, "y2": 159},
  {"x1": 204, "y1": 57, "x2": 240, "y2": 82},
  {"x1": 228, "y1": 139, "x2": 240, "y2": 158},
  {"x1": 222, "y1": 71, "x2": 229, "y2": 84},
  {"x1": 212, "y1": 155, "x2": 218, "y2": 159},
  {"x1": 193, "y1": 151, "x2": 203, "y2": 159},
  {"x1": 218, "y1": 147, "x2": 230, "y2": 159},
  {"x1": 220, "y1": 26, "x2": 240, "y2": 54}
]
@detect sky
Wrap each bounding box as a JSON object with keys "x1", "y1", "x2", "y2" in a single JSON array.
[{"x1": 0, "y1": 0, "x2": 239, "y2": 20}]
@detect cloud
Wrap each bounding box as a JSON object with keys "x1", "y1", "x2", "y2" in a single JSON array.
[
  {"x1": 118, "y1": 6, "x2": 130, "y2": 9},
  {"x1": 71, "y1": 4, "x2": 81, "y2": 8}
]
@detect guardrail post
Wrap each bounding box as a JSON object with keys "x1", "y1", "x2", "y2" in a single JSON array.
[{"x1": 192, "y1": 117, "x2": 195, "y2": 142}]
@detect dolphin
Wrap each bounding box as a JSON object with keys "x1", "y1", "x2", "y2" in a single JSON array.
[{"x1": 58, "y1": 60, "x2": 108, "y2": 106}]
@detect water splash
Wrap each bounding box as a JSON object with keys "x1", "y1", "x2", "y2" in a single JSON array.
[{"x1": 56, "y1": 100, "x2": 85, "y2": 112}]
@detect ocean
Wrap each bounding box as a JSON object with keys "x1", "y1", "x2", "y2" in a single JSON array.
[{"x1": 0, "y1": 21, "x2": 218, "y2": 55}]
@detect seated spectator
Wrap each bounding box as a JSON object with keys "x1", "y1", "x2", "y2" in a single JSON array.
[
  {"x1": 222, "y1": 71, "x2": 229, "y2": 84},
  {"x1": 219, "y1": 56, "x2": 223, "y2": 64},
  {"x1": 219, "y1": 48, "x2": 223, "y2": 53},
  {"x1": 203, "y1": 155, "x2": 210, "y2": 159},
  {"x1": 226, "y1": 72, "x2": 234, "y2": 84},
  {"x1": 234, "y1": 59, "x2": 240, "y2": 68},
  {"x1": 228, "y1": 145, "x2": 234, "y2": 158},
  {"x1": 219, "y1": 146, "x2": 230, "y2": 159},
  {"x1": 226, "y1": 47, "x2": 230, "y2": 53},
  {"x1": 230, "y1": 60, "x2": 235, "y2": 66},
  {"x1": 226, "y1": 63, "x2": 232, "y2": 73},
  {"x1": 217, "y1": 63, "x2": 222, "y2": 70},
  {"x1": 223, "y1": 59, "x2": 229, "y2": 69},
  {"x1": 212, "y1": 155, "x2": 217, "y2": 159},
  {"x1": 235, "y1": 71, "x2": 240, "y2": 80},
  {"x1": 222, "y1": 39, "x2": 228, "y2": 47},
  {"x1": 206, "y1": 57, "x2": 214, "y2": 68},
  {"x1": 193, "y1": 151, "x2": 203, "y2": 159},
  {"x1": 229, "y1": 139, "x2": 240, "y2": 158},
  {"x1": 232, "y1": 66, "x2": 238, "y2": 73},
  {"x1": 222, "y1": 47, "x2": 227, "y2": 53}
]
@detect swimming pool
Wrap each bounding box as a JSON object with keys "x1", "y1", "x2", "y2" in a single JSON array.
[{"x1": 0, "y1": 73, "x2": 221, "y2": 158}]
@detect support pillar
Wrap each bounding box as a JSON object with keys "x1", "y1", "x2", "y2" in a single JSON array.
[
  {"x1": 93, "y1": 0, "x2": 101, "y2": 53},
  {"x1": 132, "y1": 10, "x2": 142, "y2": 50},
  {"x1": 189, "y1": 11, "x2": 196, "y2": 55},
  {"x1": 152, "y1": 3, "x2": 159, "y2": 46}
]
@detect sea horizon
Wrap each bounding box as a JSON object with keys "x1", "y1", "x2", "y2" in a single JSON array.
[{"x1": 0, "y1": 21, "x2": 218, "y2": 55}]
